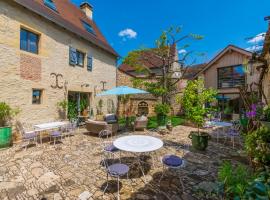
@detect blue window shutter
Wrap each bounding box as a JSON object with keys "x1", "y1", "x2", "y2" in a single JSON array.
[
  {"x1": 69, "y1": 46, "x2": 77, "y2": 66},
  {"x1": 87, "y1": 54, "x2": 93, "y2": 71}
]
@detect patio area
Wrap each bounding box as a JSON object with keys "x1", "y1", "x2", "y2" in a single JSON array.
[{"x1": 0, "y1": 125, "x2": 247, "y2": 200}]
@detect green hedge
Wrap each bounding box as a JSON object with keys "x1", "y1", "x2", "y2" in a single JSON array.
[{"x1": 118, "y1": 116, "x2": 185, "y2": 129}]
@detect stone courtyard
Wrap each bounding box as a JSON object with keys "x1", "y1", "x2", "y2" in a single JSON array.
[{"x1": 0, "y1": 125, "x2": 248, "y2": 200}]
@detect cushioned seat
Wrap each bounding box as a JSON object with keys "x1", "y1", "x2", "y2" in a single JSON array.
[
  {"x1": 162, "y1": 155, "x2": 183, "y2": 167},
  {"x1": 23, "y1": 131, "x2": 37, "y2": 140},
  {"x1": 104, "y1": 144, "x2": 119, "y2": 152},
  {"x1": 51, "y1": 131, "x2": 61, "y2": 137},
  {"x1": 108, "y1": 163, "x2": 129, "y2": 176},
  {"x1": 228, "y1": 129, "x2": 239, "y2": 136}
]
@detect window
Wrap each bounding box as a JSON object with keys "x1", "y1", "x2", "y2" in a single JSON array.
[
  {"x1": 218, "y1": 65, "x2": 245, "y2": 88},
  {"x1": 20, "y1": 29, "x2": 39, "y2": 54},
  {"x1": 87, "y1": 54, "x2": 93, "y2": 71},
  {"x1": 44, "y1": 0, "x2": 57, "y2": 12},
  {"x1": 32, "y1": 89, "x2": 42, "y2": 104},
  {"x1": 69, "y1": 47, "x2": 87, "y2": 67},
  {"x1": 76, "y1": 51, "x2": 85, "y2": 67},
  {"x1": 82, "y1": 21, "x2": 95, "y2": 34}
]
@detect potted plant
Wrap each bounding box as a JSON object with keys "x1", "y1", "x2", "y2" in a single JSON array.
[
  {"x1": 80, "y1": 98, "x2": 88, "y2": 117},
  {"x1": 154, "y1": 103, "x2": 170, "y2": 128},
  {"x1": 57, "y1": 100, "x2": 68, "y2": 119},
  {"x1": 0, "y1": 102, "x2": 19, "y2": 148},
  {"x1": 182, "y1": 78, "x2": 217, "y2": 150}
]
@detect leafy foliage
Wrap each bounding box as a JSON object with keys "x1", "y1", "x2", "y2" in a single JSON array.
[
  {"x1": 67, "y1": 100, "x2": 77, "y2": 120},
  {"x1": 123, "y1": 27, "x2": 203, "y2": 106},
  {"x1": 242, "y1": 168, "x2": 270, "y2": 199},
  {"x1": 118, "y1": 115, "x2": 185, "y2": 129},
  {"x1": 181, "y1": 78, "x2": 217, "y2": 130},
  {"x1": 57, "y1": 100, "x2": 68, "y2": 111},
  {"x1": 218, "y1": 161, "x2": 252, "y2": 199},
  {"x1": 0, "y1": 102, "x2": 19, "y2": 127},
  {"x1": 154, "y1": 103, "x2": 170, "y2": 116},
  {"x1": 245, "y1": 127, "x2": 270, "y2": 167},
  {"x1": 263, "y1": 105, "x2": 270, "y2": 122}
]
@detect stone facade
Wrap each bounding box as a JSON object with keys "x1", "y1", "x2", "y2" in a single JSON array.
[
  {"x1": 0, "y1": 1, "x2": 117, "y2": 129},
  {"x1": 116, "y1": 69, "x2": 182, "y2": 116}
]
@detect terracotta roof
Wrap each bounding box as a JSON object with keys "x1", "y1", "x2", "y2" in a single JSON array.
[
  {"x1": 119, "y1": 45, "x2": 176, "y2": 73},
  {"x1": 194, "y1": 45, "x2": 252, "y2": 78},
  {"x1": 182, "y1": 63, "x2": 206, "y2": 79},
  {"x1": 12, "y1": 0, "x2": 118, "y2": 57}
]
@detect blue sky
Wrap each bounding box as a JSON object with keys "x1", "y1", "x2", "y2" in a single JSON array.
[{"x1": 72, "y1": 0, "x2": 270, "y2": 65}]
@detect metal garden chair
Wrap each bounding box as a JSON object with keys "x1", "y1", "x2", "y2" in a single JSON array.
[
  {"x1": 159, "y1": 154, "x2": 186, "y2": 188},
  {"x1": 101, "y1": 151, "x2": 129, "y2": 200}
]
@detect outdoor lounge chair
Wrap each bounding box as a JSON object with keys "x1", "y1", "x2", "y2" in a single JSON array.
[
  {"x1": 133, "y1": 116, "x2": 148, "y2": 131},
  {"x1": 86, "y1": 120, "x2": 118, "y2": 135}
]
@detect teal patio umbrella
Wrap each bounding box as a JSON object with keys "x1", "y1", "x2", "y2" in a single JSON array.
[
  {"x1": 97, "y1": 86, "x2": 148, "y2": 127},
  {"x1": 96, "y1": 86, "x2": 148, "y2": 96}
]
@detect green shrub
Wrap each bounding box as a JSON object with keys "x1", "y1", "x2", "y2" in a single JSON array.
[
  {"x1": 218, "y1": 161, "x2": 252, "y2": 199},
  {"x1": 154, "y1": 103, "x2": 170, "y2": 116},
  {"x1": 181, "y1": 78, "x2": 217, "y2": 132},
  {"x1": 263, "y1": 105, "x2": 270, "y2": 122},
  {"x1": 0, "y1": 102, "x2": 19, "y2": 127},
  {"x1": 245, "y1": 127, "x2": 270, "y2": 167},
  {"x1": 242, "y1": 168, "x2": 270, "y2": 199}
]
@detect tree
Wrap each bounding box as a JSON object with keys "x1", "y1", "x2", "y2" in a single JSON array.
[
  {"x1": 123, "y1": 27, "x2": 203, "y2": 107},
  {"x1": 181, "y1": 78, "x2": 217, "y2": 133}
]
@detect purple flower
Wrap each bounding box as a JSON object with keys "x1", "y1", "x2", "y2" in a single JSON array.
[
  {"x1": 246, "y1": 110, "x2": 256, "y2": 118},
  {"x1": 251, "y1": 104, "x2": 257, "y2": 111}
]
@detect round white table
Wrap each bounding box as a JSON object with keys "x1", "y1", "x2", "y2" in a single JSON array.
[
  {"x1": 207, "y1": 121, "x2": 233, "y2": 142},
  {"x1": 113, "y1": 135, "x2": 163, "y2": 153},
  {"x1": 208, "y1": 121, "x2": 233, "y2": 127},
  {"x1": 113, "y1": 135, "x2": 163, "y2": 182}
]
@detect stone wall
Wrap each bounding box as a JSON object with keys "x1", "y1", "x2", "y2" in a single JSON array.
[{"x1": 0, "y1": 1, "x2": 117, "y2": 130}]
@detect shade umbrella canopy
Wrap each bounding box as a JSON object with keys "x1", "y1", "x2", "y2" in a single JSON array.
[
  {"x1": 216, "y1": 96, "x2": 230, "y2": 101},
  {"x1": 96, "y1": 86, "x2": 148, "y2": 96}
]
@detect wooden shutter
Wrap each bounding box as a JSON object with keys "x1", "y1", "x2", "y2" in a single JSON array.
[
  {"x1": 69, "y1": 46, "x2": 77, "y2": 66},
  {"x1": 87, "y1": 54, "x2": 93, "y2": 71}
]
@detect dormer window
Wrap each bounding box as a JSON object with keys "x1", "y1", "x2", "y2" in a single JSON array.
[
  {"x1": 82, "y1": 21, "x2": 95, "y2": 35},
  {"x1": 44, "y1": 0, "x2": 57, "y2": 12}
]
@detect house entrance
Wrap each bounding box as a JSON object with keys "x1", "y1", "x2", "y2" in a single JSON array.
[{"x1": 68, "y1": 91, "x2": 91, "y2": 121}]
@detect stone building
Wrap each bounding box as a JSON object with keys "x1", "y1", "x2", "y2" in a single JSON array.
[{"x1": 0, "y1": 0, "x2": 118, "y2": 127}]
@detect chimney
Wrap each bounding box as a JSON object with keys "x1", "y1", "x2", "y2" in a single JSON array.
[{"x1": 80, "y1": 2, "x2": 93, "y2": 19}]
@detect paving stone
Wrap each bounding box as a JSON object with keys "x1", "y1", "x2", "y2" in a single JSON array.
[
  {"x1": 78, "y1": 191, "x2": 92, "y2": 200},
  {"x1": 0, "y1": 126, "x2": 247, "y2": 200}
]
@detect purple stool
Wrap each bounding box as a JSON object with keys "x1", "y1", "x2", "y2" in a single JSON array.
[
  {"x1": 50, "y1": 130, "x2": 62, "y2": 146},
  {"x1": 102, "y1": 159, "x2": 129, "y2": 200},
  {"x1": 159, "y1": 155, "x2": 185, "y2": 185}
]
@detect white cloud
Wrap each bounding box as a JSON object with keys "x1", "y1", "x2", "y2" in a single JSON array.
[
  {"x1": 178, "y1": 49, "x2": 187, "y2": 54},
  {"x1": 245, "y1": 45, "x2": 263, "y2": 52},
  {"x1": 247, "y1": 33, "x2": 266, "y2": 44},
  {"x1": 118, "y1": 28, "x2": 137, "y2": 40}
]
